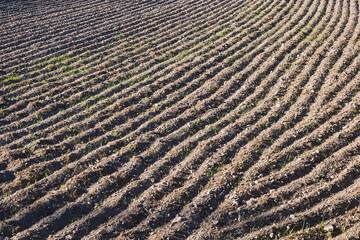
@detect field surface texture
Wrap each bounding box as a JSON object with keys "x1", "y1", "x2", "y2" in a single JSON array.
[{"x1": 1, "y1": 0, "x2": 360, "y2": 239}]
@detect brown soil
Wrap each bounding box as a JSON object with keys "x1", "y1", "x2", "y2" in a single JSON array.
[{"x1": 0, "y1": 0, "x2": 359, "y2": 239}]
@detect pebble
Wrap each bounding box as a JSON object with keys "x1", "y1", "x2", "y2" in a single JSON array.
[
  {"x1": 65, "y1": 235, "x2": 74, "y2": 240},
  {"x1": 324, "y1": 225, "x2": 334, "y2": 232},
  {"x1": 172, "y1": 216, "x2": 182, "y2": 223}
]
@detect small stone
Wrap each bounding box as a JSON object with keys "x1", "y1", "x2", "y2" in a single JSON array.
[
  {"x1": 65, "y1": 235, "x2": 74, "y2": 240},
  {"x1": 324, "y1": 225, "x2": 334, "y2": 232},
  {"x1": 172, "y1": 216, "x2": 182, "y2": 223},
  {"x1": 220, "y1": 129, "x2": 227, "y2": 134}
]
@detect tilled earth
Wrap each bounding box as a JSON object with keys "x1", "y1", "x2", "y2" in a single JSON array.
[{"x1": 0, "y1": 0, "x2": 360, "y2": 239}]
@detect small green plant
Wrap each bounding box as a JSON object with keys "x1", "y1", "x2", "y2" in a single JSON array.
[{"x1": 4, "y1": 75, "x2": 19, "y2": 85}]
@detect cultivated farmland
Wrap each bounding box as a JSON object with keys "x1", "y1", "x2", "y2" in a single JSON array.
[{"x1": 0, "y1": 0, "x2": 360, "y2": 239}]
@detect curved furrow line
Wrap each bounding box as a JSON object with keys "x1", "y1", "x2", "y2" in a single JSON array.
[
  {"x1": 0, "y1": 0, "x2": 264, "y2": 135},
  {"x1": 224, "y1": 0, "x2": 360, "y2": 213},
  {"x1": 0, "y1": 0, "x2": 177, "y2": 62},
  {"x1": 0, "y1": 0, "x2": 104, "y2": 27},
  {"x1": 0, "y1": 0, "x2": 308, "y2": 200},
  {"x1": 0, "y1": 0, "x2": 318, "y2": 234},
  {"x1": 244, "y1": 73, "x2": 360, "y2": 207},
  {"x1": 191, "y1": 88, "x2": 360, "y2": 239},
  {"x1": 125, "y1": 1, "x2": 356, "y2": 238},
  {"x1": 241, "y1": 156, "x2": 360, "y2": 239},
  {"x1": 0, "y1": 0, "x2": 221, "y2": 101},
  {"x1": 0, "y1": 0, "x2": 296, "y2": 225},
  {"x1": 0, "y1": 0, "x2": 286, "y2": 182},
  {"x1": 0, "y1": 0, "x2": 217, "y2": 92},
  {"x1": 49, "y1": 15, "x2": 328, "y2": 238},
  {"x1": 277, "y1": 181, "x2": 360, "y2": 239},
  {"x1": 1, "y1": 5, "x2": 165, "y2": 75},
  {"x1": 0, "y1": 0, "x2": 188, "y2": 95},
  {"x1": 0, "y1": 0, "x2": 258, "y2": 137},
  {"x1": 198, "y1": 110, "x2": 360, "y2": 240},
  {"x1": 47, "y1": 7, "x2": 334, "y2": 236},
  {"x1": 1, "y1": 0, "x2": 238, "y2": 83},
  {"x1": 0, "y1": 0, "x2": 233, "y2": 131},
  {"x1": 3, "y1": 0, "x2": 270, "y2": 112},
  {"x1": 1, "y1": 0, "x2": 359, "y2": 238},
  {"x1": 142, "y1": 1, "x2": 360, "y2": 237},
  {"x1": 0, "y1": 3, "x2": 262, "y2": 154},
  {"x1": 193, "y1": 45, "x2": 359, "y2": 238},
  {"x1": 0, "y1": 0, "x2": 137, "y2": 23},
  {"x1": 0, "y1": 0, "x2": 117, "y2": 43},
  {"x1": 0, "y1": 0, "x2": 300, "y2": 229},
  {"x1": 242, "y1": 182, "x2": 360, "y2": 240},
  {"x1": 74, "y1": 0, "x2": 346, "y2": 237},
  {"x1": 240, "y1": 154, "x2": 360, "y2": 240},
  {"x1": 0, "y1": 0, "x2": 292, "y2": 188},
  {"x1": 190, "y1": 85, "x2": 360, "y2": 239},
  {"x1": 0, "y1": 0, "x2": 147, "y2": 46},
  {"x1": 251, "y1": 33, "x2": 360, "y2": 175},
  {"x1": 185, "y1": 2, "x2": 360, "y2": 238},
  {"x1": 0, "y1": 0, "x2": 324, "y2": 227}
]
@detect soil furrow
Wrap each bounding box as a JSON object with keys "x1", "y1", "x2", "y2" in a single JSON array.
[{"x1": 0, "y1": 0, "x2": 359, "y2": 238}]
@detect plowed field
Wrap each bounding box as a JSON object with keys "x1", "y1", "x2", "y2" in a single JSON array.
[{"x1": 1, "y1": 0, "x2": 360, "y2": 239}]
